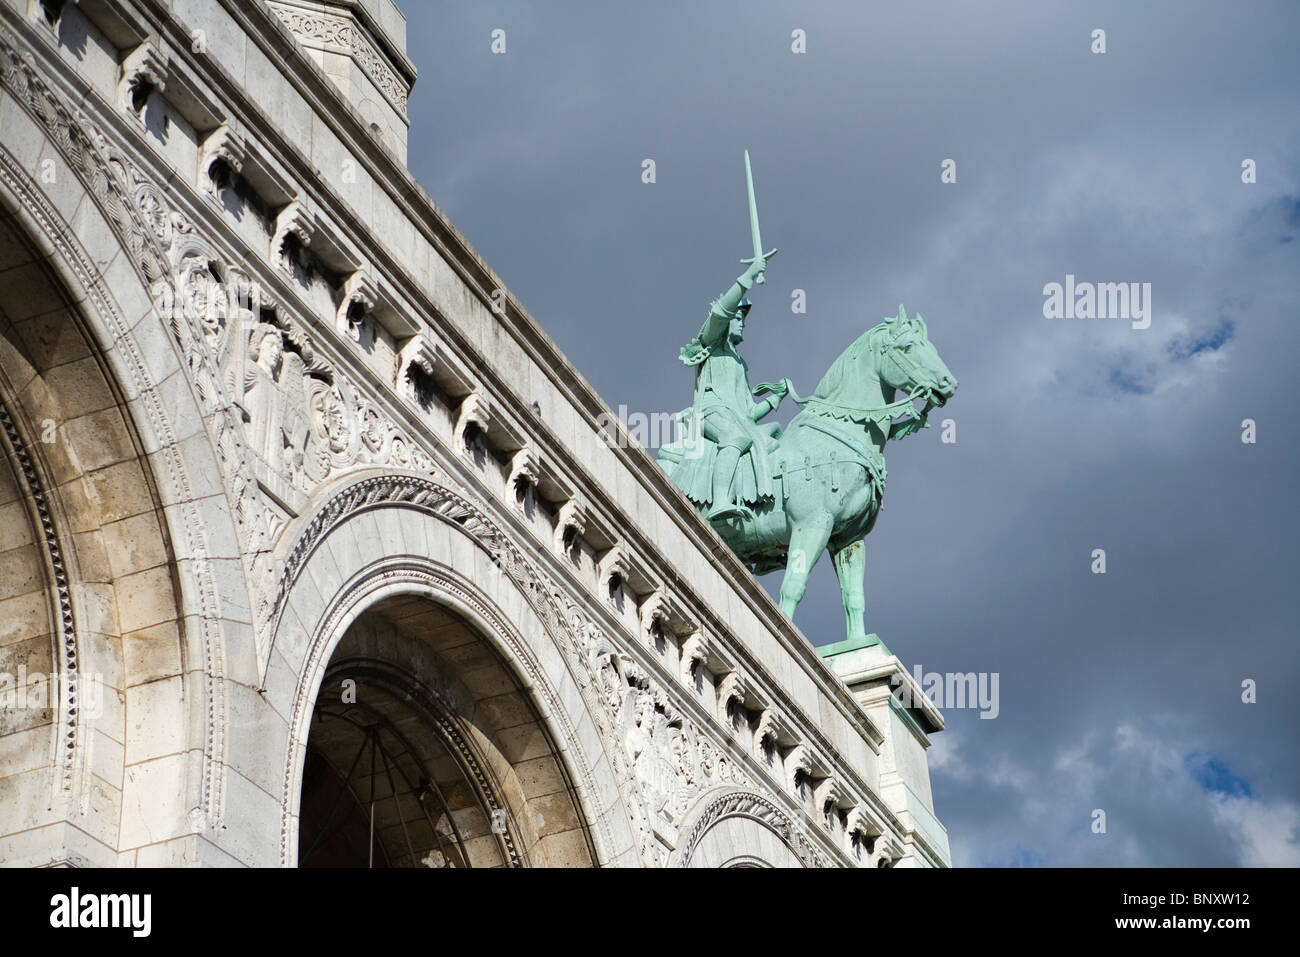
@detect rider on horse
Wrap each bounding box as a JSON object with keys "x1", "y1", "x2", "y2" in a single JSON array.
[{"x1": 675, "y1": 255, "x2": 792, "y2": 522}]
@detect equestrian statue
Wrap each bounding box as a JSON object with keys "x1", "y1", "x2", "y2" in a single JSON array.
[{"x1": 657, "y1": 152, "x2": 958, "y2": 643}]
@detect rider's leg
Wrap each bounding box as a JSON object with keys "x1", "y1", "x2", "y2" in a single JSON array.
[
  {"x1": 711, "y1": 446, "x2": 741, "y2": 513},
  {"x1": 705, "y1": 413, "x2": 754, "y2": 520}
]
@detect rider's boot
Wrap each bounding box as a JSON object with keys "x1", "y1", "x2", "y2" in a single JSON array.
[{"x1": 707, "y1": 447, "x2": 752, "y2": 522}]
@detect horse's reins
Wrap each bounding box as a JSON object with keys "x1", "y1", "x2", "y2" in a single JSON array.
[{"x1": 754, "y1": 381, "x2": 934, "y2": 427}]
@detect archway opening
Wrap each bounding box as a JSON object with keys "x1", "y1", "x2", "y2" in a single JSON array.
[{"x1": 298, "y1": 592, "x2": 596, "y2": 868}]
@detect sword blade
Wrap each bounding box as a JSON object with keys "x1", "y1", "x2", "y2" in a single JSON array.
[{"x1": 744, "y1": 149, "x2": 762, "y2": 260}]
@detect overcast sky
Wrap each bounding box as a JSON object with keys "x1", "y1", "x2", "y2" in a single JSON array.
[{"x1": 399, "y1": 0, "x2": 1299, "y2": 867}]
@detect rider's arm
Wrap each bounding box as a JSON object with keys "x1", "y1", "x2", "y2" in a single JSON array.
[
  {"x1": 749, "y1": 393, "x2": 780, "y2": 422},
  {"x1": 698, "y1": 259, "x2": 764, "y2": 346},
  {"x1": 698, "y1": 274, "x2": 751, "y2": 346}
]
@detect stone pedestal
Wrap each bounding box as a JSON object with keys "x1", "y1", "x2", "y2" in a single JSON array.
[{"x1": 821, "y1": 635, "x2": 952, "y2": 867}]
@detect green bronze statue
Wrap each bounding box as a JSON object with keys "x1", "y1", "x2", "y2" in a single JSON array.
[{"x1": 658, "y1": 153, "x2": 958, "y2": 642}]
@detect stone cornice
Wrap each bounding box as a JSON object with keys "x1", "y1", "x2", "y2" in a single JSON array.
[{"x1": 265, "y1": 0, "x2": 414, "y2": 122}]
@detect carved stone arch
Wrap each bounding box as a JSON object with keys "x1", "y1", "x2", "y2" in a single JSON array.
[
  {"x1": 0, "y1": 87, "x2": 247, "y2": 859},
  {"x1": 0, "y1": 181, "x2": 190, "y2": 863},
  {"x1": 668, "y1": 787, "x2": 833, "y2": 869},
  {"x1": 268, "y1": 469, "x2": 640, "y2": 867}
]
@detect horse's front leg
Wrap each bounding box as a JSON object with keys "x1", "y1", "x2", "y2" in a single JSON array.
[
  {"x1": 831, "y1": 539, "x2": 868, "y2": 642},
  {"x1": 779, "y1": 509, "x2": 833, "y2": 620}
]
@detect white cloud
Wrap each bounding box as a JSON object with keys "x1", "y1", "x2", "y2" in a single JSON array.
[
  {"x1": 933, "y1": 720, "x2": 1297, "y2": 866},
  {"x1": 1212, "y1": 795, "x2": 1300, "y2": 867}
]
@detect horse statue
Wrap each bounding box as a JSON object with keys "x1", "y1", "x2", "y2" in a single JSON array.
[{"x1": 658, "y1": 304, "x2": 957, "y2": 642}]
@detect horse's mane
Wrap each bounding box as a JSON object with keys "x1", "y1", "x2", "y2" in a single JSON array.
[{"x1": 810, "y1": 322, "x2": 889, "y2": 402}]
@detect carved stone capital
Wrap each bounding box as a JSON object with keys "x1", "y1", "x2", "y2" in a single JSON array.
[
  {"x1": 118, "y1": 42, "x2": 167, "y2": 114},
  {"x1": 874, "y1": 837, "x2": 904, "y2": 868},
  {"x1": 272, "y1": 200, "x2": 314, "y2": 272},
  {"x1": 846, "y1": 806, "x2": 880, "y2": 845}
]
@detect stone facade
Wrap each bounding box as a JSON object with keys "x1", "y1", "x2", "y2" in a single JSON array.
[{"x1": 0, "y1": 0, "x2": 949, "y2": 867}]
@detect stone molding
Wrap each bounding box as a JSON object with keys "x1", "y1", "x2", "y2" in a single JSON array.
[{"x1": 267, "y1": 0, "x2": 410, "y2": 118}]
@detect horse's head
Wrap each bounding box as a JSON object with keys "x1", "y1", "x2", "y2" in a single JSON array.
[{"x1": 876, "y1": 305, "x2": 957, "y2": 407}]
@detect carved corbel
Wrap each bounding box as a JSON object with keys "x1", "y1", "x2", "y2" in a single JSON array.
[
  {"x1": 455, "y1": 392, "x2": 490, "y2": 458},
  {"x1": 334, "y1": 270, "x2": 378, "y2": 341},
  {"x1": 553, "y1": 498, "x2": 586, "y2": 554},
  {"x1": 118, "y1": 42, "x2": 167, "y2": 115},
  {"x1": 717, "y1": 671, "x2": 746, "y2": 725},
  {"x1": 679, "y1": 630, "x2": 708, "y2": 684},
  {"x1": 396, "y1": 330, "x2": 437, "y2": 402},
  {"x1": 197, "y1": 126, "x2": 245, "y2": 197},
  {"x1": 845, "y1": 806, "x2": 881, "y2": 859},
  {"x1": 507, "y1": 446, "x2": 540, "y2": 506},
  {"x1": 754, "y1": 708, "x2": 780, "y2": 760},
  {"x1": 815, "y1": 778, "x2": 846, "y2": 829},
  {"x1": 272, "y1": 200, "x2": 314, "y2": 273},
  {"x1": 785, "y1": 744, "x2": 813, "y2": 794},
  {"x1": 638, "y1": 588, "x2": 670, "y2": 644},
  {"x1": 598, "y1": 544, "x2": 630, "y2": 599},
  {"x1": 874, "y1": 837, "x2": 904, "y2": 868},
  {"x1": 33, "y1": 0, "x2": 78, "y2": 35}
]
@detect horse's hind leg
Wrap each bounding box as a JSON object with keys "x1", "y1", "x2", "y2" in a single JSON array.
[
  {"x1": 831, "y1": 539, "x2": 868, "y2": 642},
  {"x1": 778, "y1": 513, "x2": 833, "y2": 620}
]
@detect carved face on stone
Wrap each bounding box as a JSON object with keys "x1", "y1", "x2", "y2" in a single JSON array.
[
  {"x1": 634, "y1": 691, "x2": 655, "y2": 728},
  {"x1": 251, "y1": 326, "x2": 283, "y2": 376}
]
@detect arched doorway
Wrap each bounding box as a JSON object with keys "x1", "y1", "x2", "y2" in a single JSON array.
[
  {"x1": 297, "y1": 592, "x2": 596, "y2": 868},
  {"x1": 0, "y1": 197, "x2": 188, "y2": 863}
]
